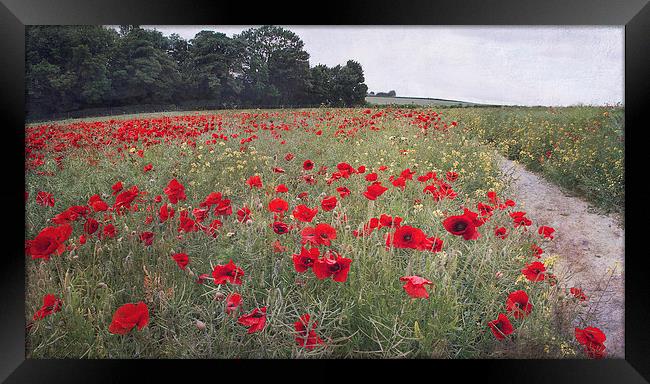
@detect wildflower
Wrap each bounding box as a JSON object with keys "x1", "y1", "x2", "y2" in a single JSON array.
[{"x1": 108, "y1": 302, "x2": 149, "y2": 335}]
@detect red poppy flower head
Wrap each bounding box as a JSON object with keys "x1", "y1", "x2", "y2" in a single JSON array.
[
  {"x1": 488, "y1": 313, "x2": 514, "y2": 340},
  {"x1": 303, "y1": 160, "x2": 314, "y2": 170},
  {"x1": 33, "y1": 293, "x2": 63, "y2": 320},
  {"x1": 108, "y1": 302, "x2": 149, "y2": 335},
  {"x1": 268, "y1": 198, "x2": 289, "y2": 213},
  {"x1": 522, "y1": 261, "x2": 546, "y2": 282},
  {"x1": 400, "y1": 276, "x2": 434, "y2": 299},
  {"x1": 164, "y1": 179, "x2": 187, "y2": 204},
  {"x1": 321, "y1": 196, "x2": 337, "y2": 211},
  {"x1": 505, "y1": 290, "x2": 533, "y2": 319},
  {"x1": 292, "y1": 204, "x2": 318, "y2": 223},
  {"x1": 294, "y1": 314, "x2": 324, "y2": 350},
  {"x1": 442, "y1": 214, "x2": 479, "y2": 240},
  {"x1": 225, "y1": 293, "x2": 242, "y2": 315},
  {"x1": 212, "y1": 259, "x2": 245, "y2": 285},
  {"x1": 246, "y1": 175, "x2": 263, "y2": 189},
  {"x1": 575, "y1": 327, "x2": 607, "y2": 359},
  {"x1": 172, "y1": 253, "x2": 189, "y2": 270},
  {"x1": 237, "y1": 307, "x2": 267, "y2": 334}
]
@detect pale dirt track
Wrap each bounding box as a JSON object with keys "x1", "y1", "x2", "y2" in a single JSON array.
[{"x1": 498, "y1": 155, "x2": 624, "y2": 358}]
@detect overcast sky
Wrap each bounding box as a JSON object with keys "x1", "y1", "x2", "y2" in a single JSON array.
[{"x1": 141, "y1": 25, "x2": 623, "y2": 106}]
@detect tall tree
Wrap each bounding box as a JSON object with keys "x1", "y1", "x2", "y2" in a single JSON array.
[
  {"x1": 108, "y1": 27, "x2": 182, "y2": 105},
  {"x1": 185, "y1": 31, "x2": 242, "y2": 104},
  {"x1": 235, "y1": 25, "x2": 311, "y2": 106},
  {"x1": 26, "y1": 25, "x2": 117, "y2": 114}
]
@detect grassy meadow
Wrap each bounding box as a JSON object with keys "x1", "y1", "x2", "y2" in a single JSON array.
[{"x1": 24, "y1": 106, "x2": 622, "y2": 358}]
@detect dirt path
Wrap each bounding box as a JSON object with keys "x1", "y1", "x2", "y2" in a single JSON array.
[{"x1": 498, "y1": 155, "x2": 624, "y2": 358}]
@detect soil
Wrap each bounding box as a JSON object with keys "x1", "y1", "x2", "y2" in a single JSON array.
[{"x1": 498, "y1": 155, "x2": 625, "y2": 358}]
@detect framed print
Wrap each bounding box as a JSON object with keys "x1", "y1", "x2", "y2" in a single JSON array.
[{"x1": 1, "y1": 0, "x2": 649, "y2": 382}]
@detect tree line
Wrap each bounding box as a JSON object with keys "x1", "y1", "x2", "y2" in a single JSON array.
[{"x1": 26, "y1": 25, "x2": 369, "y2": 117}]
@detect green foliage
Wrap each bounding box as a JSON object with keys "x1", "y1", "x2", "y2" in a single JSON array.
[{"x1": 25, "y1": 25, "x2": 370, "y2": 118}]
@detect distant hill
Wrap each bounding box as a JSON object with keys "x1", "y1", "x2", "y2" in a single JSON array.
[{"x1": 365, "y1": 95, "x2": 492, "y2": 107}]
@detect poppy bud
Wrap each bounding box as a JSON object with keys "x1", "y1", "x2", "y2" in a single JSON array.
[
  {"x1": 97, "y1": 282, "x2": 108, "y2": 289},
  {"x1": 195, "y1": 320, "x2": 206, "y2": 330},
  {"x1": 495, "y1": 271, "x2": 503, "y2": 279},
  {"x1": 214, "y1": 292, "x2": 226, "y2": 301}
]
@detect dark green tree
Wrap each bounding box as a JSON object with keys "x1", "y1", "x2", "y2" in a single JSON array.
[
  {"x1": 108, "y1": 27, "x2": 182, "y2": 105},
  {"x1": 185, "y1": 31, "x2": 242, "y2": 104},
  {"x1": 26, "y1": 25, "x2": 117, "y2": 114},
  {"x1": 235, "y1": 25, "x2": 311, "y2": 106}
]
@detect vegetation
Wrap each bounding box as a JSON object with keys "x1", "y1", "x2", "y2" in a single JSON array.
[
  {"x1": 25, "y1": 107, "x2": 609, "y2": 358},
  {"x1": 26, "y1": 25, "x2": 369, "y2": 118}
]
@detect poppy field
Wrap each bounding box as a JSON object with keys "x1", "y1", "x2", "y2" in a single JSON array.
[{"x1": 25, "y1": 107, "x2": 619, "y2": 358}]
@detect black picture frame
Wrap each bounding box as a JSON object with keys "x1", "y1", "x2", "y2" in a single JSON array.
[{"x1": 1, "y1": 0, "x2": 648, "y2": 382}]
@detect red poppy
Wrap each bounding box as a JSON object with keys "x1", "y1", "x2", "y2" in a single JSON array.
[
  {"x1": 363, "y1": 182, "x2": 388, "y2": 200},
  {"x1": 477, "y1": 202, "x2": 494, "y2": 217},
  {"x1": 303, "y1": 160, "x2": 314, "y2": 170},
  {"x1": 272, "y1": 167, "x2": 285, "y2": 173},
  {"x1": 488, "y1": 313, "x2": 514, "y2": 340},
  {"x1": 103, "y1": 224, "x2": 116, "y2": 238},
  {"x1": 365, "y1": 173, "x2": 378, "y2": 182},
  {"x1": 442, "y1": 211, "x2": 480, "y2": 240},
  {"x1": 88, "y1": 194, "x2": 108, "y2": 212},
  {"x1": 295, "y1": 314, "x2": 324, "y2": 350},
  {"x1": 172, "y1": 253, "x2": 189, "y2": 270},
  {"x1": 192, "y1": 208, "x2": 209, "y2": 222},
  {"x1": 301, "y1": 223, "x2": 337, "y2": 246},
  {"x1": 164, "y1": 179, "x2": 187, "y2": 204},
  {"x1": 114, "y1": 186, "x2": 140, "y2": 209},
  {"x1": 143, "y1": 163, "x2": 153, "y2": 172},
  {"x1": 272, "y1": 221, "x2": 290, "y2": 235},
  {"x1": 84, "y1": 218, "x2": 99, "y2": 235},
  {"x1": 108, "y1": 302, "x2": 150, "y2": 335},
  {"x1": 275, "y1": 184, "x2": 289, "y2": 193},
  {"x1": 570, "y1": 287, "x2": 588, "y2": 301},
  {"x1": 391, "y1": 176, "x2": 406, "y2": 190},
  {"x1": 321, "y1": 196, "x2": 337, "y2": 211},
  {"x1": 336, "y1": 186, "x2": 351, "y2": 198},
  {"x1": 237, "y1": 206, "x2": 252, "y2": 223},
  {"x1": 292, "y1": 204, "x2": 318, "y2": 223},
  {"x1": 538, "y1": 226, "x2": 555, "y2": 239},
  {"x1": 225, "y1": 293, "x2": 242, "y2": 315},
  {"x1": 292, "y1": 247, "x2": 320, "y2": 273},
  {"x1": 111, "y1": 181, "x2": 123, "y2": 196},
  {"x1": 297, "y1": 192, "x2": 309, "y2": 200},
  {"x1": 27, "y1": 224, "x2": 73, "y2": 261},
  {"x1": 312, "y1": 251, "x2": 352, "y2": 282},
  {"x1": 268, "y1": 198, "x2": 289, "y2": 213},
  {"x1": 505, "y1": 290, "x2": 533, "y2": 319},
  {"x1": 33, "y1": 293, "x2": 63, "y2": 320},
  {"x1": 238, "y1": 307, "x2": 267, "y2": 334},
  {"x1": 139, "y1": 231, "x2": 154, "y2": 246},
  {"x1": 531, "y1": 244, "x2": 544, "y2": 258},
  {"x1": 400, "y1": 276, "x2": 434, "y2": 299},
  {"x1": 246, "y1": 175, "x2": 263, "y2": 189},
  {"x1": 446, "y1": 171, "x2": 459, "y2": 182},
  {"x1": 521, "y1": 261, "x2": 546, "y2": 282},
  {"x1": 36, "y1": 191, "x2": 55, "y2": 207},
  {"x1": 494, "y1": 227, "x2": 508, "y2": 239},
  {"x1": 510, "y1": 211, "x2": 532, "y2": 227},
  {"x1": 575, "y1": 327, "x2": 606, "y2": 359},
  {"x1": 212, "y1": 260, "x2": 245, "y2": 285},
  {"x1": 390, "y1": 226, "x2": 427, "y2": 249},
  {"x1": 273, "y1": 239, "x2": 287, "y2": 253},
  {"x1": 158, "y1": 204, "x2": 176, "y2": 222},
  {"x1": 285, "y1": 153, "x2": 295, "y2": 161},
  {"x1": 378, "y1": 214, "x2": 402, "y2": 229}
]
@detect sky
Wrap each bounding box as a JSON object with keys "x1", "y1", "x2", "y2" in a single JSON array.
[{"x1": 140, "y1": 25, "x2": 624, "y2": 106}]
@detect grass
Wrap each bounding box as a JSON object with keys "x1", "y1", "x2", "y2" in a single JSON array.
[{"x1": 24, "y1": 107, "x2": 611, "y2": 358}]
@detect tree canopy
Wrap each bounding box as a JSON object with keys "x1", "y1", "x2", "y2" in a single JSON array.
[{"x1": 26, "y1": 25, "x2": 369, "y2": 117}]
